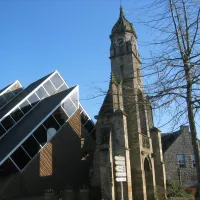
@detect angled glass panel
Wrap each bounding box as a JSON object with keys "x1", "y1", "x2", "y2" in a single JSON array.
[
  {"x1": 11, "y1": 108, "x2": 24, "y2": 122},
  {"x1": 43, "y1": 81, "x2": 56, "y2": 95},
  {"x1": 33, "y1": 125, "x2": 47, "y2": 146},
  {"x1": 10, "y1": 82, "x2": 22, "y2": 95},
  {"x1": 70, "y1": 90, "x2": 79, "y2": 108},
  {"x1": 62, "y1": 98, "x2": 77, "y2": 117},
  {"x1": 36, "y1": 87, "x2": 48, "y2": 99},
  {"x1": 19, "y1": 100, "x2": 32, "y2": 114},
  {"x1": 12, "y1": 87, "x2": 23, "y2": 95},
  {"x1": 43, "y1": 115, "x2": 60, "y2": 131},
  {"x1": 0, "y1": 158, "x2": 19, "y2": 177},
  {"x1": 28, "y1": 93, "x2": 40, "y2": 107},
  {"x1": 52, "y1": 107, "x2": 68, "y2": 126},
  {"x1": 0, "y1": 123, "x2": 6, "y2": 137},
  {"x1": 1, "y1": 115, "x2": 15, "y2": 130},
  {"x1": 50, "y1": 73, "x2": 64, "y2": 89},
  {"x1": 3, "y1": 89, "x2": 15, "y2": 101},
  {"x1": 10, "y1": 146, "x2": 31, "y2": 170},
  {"x1": 58, "y1": 84, "x2": 68, "y2": 92},
  {"x1": 81, "y1": 112, "x2": 89, "y2": 125},
  {"x1": 84, "y1": 120, "x2": 94, "y2": 133},
  {"x1": 22, "y1": 136, "x2": 41, "y2": 158},
  {"x1": 0, "y1": 96, "x2": 7, "y2": 108}
]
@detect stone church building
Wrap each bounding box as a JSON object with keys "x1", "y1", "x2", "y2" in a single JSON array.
[
  {"x1": 91, "y1": 7, "x2": 166, "y2": 200},
  {"x1": 0, "y1": 7, "x2": 167, "y2": 200}
]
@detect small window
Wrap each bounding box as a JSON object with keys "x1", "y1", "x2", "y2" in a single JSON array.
[
  {"x1": 70, "y1": 90, "x2": 79, "y2": 108},
  {"x1": 43, "y1": 115, "x2": 60, "y2": 131},
  {"x1": 62, "y1": 98, "x2": 77, "y2": 117},
  {"x1": 36, "y1": 87, "x2": 48, "y2": 99},
  {"x1": 28, "y1": 93, "x2": 40, "y2": 107},
  {"x1": 1, "y1": 115, "x2": 15, "y2": 130},
  {"x1": 192, "y1": 154, "x2": 196, "y2": 167},
  {"x1": 43, "y1": 81, "x2": 56, "y2": 95},
  {"x1": 52, "y1": 107, "x2": 68, "y2": 126},
  {"x1": 22, "y1": 136, "x2": 41, "y2": 158},
  {"x1": 50, "y1": 73, "x2": 64, "y2": 89},
  {"x1": 11, "y1": 108, "x2": 24, "y2": 122},
  {"x1": 177, "y1": 154, "x2": 185, "y2": 168},
  {"x1": 19, "y1": 100, "x2": 32, "y2": 114},
  {"x1": 33, "y1": 125, "x2": 47, "y2": 146}
]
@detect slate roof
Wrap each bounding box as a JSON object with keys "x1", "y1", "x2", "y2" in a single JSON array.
[
  {"x1": 161, "y1": 130, "x2": 181, "y2": 153},
  {"x1": 0, "y1": 72, "x2": 53, "y2": 119},
  {"x1": 0, "y1": 87, "x2": 75, "y2": 164}
]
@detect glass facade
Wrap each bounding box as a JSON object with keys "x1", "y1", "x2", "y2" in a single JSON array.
[
  {"x1": 0, "y1": 72, "x2": 95, "y2": 176},
  {"x1": 0, "y1": 72, "x2": 68, "y2": 141},
  {"x1": 0, "y1": 86, "x2": 80, "y2": 172}
]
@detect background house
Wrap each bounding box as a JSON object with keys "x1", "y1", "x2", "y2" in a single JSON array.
[{"x1": 161, "y1": 125, "x2": 198, "y2": 188}]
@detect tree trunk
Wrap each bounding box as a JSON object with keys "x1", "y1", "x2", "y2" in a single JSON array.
[{"x1": 184, "y1": 63, "x2": 200, "y2": 196}]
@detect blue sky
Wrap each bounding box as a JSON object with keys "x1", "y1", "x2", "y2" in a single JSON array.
[{"x1": 0, "y1": 0, "x2": 199, "y2": 136}]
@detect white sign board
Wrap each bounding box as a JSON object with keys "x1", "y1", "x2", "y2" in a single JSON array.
[
  {"x1": 114, "y1": 156, "x2": 125, "y2": 161},
  {"x1": 116, "y1": 177, "x2": 127, "y2": 182},
  {"x1": 115, "y1": 166, "x2": 126, "y2": 170},
  {"x1": 116, "y1": 172, "x2": 126, "y2": 177},
  {"x1": 115, "y1": 160, "x2": 125, "y2": 166},
  {"x1": 115, "y1": 167, "x2": 126, "y2": 172}
]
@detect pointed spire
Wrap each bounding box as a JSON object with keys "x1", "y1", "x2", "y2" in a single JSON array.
[{"x1": 120, "y1": 6, "x2": 125, "y2": 18}]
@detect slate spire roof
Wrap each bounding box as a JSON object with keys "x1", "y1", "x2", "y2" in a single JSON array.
[{"x1": 111, "y1": 6, "x2": 137, "y2": 37}]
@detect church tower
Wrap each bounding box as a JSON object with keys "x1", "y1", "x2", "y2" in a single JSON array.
[{"x1": 91, "y1": 7, "x2": 166, "y2": 200}]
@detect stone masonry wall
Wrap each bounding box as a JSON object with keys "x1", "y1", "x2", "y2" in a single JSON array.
[{"x1": 163, "y1": 126, "x2": 197, "y2": 187}]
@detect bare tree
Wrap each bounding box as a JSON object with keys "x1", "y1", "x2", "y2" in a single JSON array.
[{"x1": 140, "y1": 0, "x2": 200, "y2": 194}]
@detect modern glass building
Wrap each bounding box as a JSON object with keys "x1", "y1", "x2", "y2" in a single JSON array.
[{"x1": 0, "y1": 71, "x2": 95, "y2": 199}]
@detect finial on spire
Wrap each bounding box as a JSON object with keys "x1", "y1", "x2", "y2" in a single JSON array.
[{"x1": 120, "y1": 5, "x2": 125, "y2": 17}]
